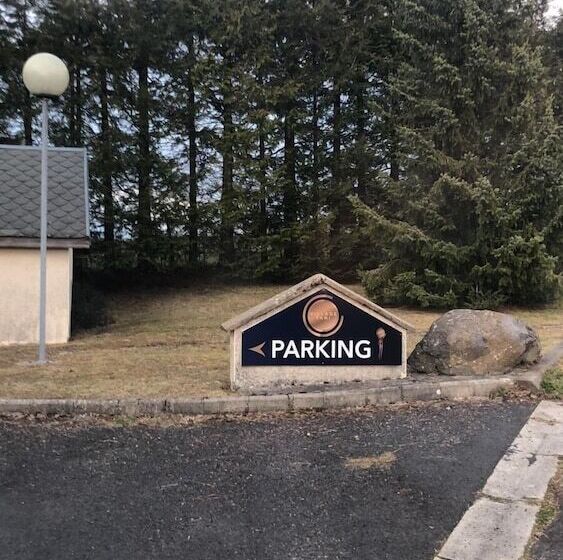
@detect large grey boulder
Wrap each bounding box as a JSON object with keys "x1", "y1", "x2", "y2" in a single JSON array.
[{"x1": 408, "y1": 309, "x2": 541, "y2": 376}]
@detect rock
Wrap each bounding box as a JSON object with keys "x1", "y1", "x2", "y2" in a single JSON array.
[{"x1": 408, "y1": 309, "x2": 541, "y2": 376}]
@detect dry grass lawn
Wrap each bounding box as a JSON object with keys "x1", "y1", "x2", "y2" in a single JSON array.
[{"x1": 0, "y1": 284, "x2": 561, "y2": 399}]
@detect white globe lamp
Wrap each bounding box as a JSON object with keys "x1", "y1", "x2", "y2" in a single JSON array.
[{"x1": 23, "y1": 53, "x2": 69, "y2": 97}]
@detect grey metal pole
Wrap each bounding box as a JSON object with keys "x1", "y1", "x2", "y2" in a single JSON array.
[{"x1": 38, "y1": 98, "x2": 49, "y2": 364}]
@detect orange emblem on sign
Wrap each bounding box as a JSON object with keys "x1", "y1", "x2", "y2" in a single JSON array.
[{"x1": 303, "y1": 294, "x2": 344, "y2": 337}]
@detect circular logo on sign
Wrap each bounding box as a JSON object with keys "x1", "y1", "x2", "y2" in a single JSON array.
[{"x1": 303, "y1": 294, "x2": 344, "y2": 337}]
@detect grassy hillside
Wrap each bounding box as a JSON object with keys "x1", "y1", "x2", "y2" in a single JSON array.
[{"x1": 0, "y1": 285, "x2": 560, "y2": 399}]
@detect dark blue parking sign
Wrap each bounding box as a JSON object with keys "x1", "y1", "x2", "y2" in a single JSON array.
[{"x1": 242, "y1": 289, "x2": 402, "y2": 367}]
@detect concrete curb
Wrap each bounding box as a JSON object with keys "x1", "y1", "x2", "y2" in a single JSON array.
[
  {"x1": 1, "y1": 345, "x2": 560, "y2": 417},
  {"x1": 0, "y1": 370, "x2": 542, "y2": 418},
  {"x1": 434, "y1": 400, "x2": 563, "y2": 560},
  {"x1": 513, "y1": 341, "x2": 563, "y2": 389}
]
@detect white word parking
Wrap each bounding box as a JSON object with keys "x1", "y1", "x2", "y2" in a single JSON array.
[{"x1": 271, "y1": 339, "x2": 372, "y2": 360}]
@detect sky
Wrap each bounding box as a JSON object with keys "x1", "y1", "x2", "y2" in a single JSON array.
[{"x1": 547, "y1": 0, "x2": 563, "y2": 20}]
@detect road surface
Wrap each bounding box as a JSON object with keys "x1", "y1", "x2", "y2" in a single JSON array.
[{"x1": 0, "y1": 401, "x2": 534, "y2": 560}]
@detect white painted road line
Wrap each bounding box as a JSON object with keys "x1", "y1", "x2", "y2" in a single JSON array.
[{"x1": 435, "y1": 400, "x2": 563, "y2": 560}]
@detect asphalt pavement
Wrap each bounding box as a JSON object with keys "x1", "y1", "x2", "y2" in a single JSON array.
[{"x1": 0, "y1": 401, "x2": 535, "y2": 560}]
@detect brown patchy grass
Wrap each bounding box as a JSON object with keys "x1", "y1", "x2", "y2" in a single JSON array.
[
  {"x1": 345, "y1": 451, "x2": 397, "y2": 471},
  {"x1": 0, "y1": 284, "x2": 561, "y2": 399}
]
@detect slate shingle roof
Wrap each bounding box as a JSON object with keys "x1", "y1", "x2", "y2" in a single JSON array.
[{"x1": 0, "y1": 145, "x2": 89, "y2": 241}]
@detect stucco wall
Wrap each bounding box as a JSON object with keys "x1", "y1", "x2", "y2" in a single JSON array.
[{"x1": 0, "y1": 248, "x2": 72, "y2": 344}]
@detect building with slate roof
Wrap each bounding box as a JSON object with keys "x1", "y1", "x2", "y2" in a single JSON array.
[{"x1": 0, "y1": 144, "x2": 90, "y2": 344}]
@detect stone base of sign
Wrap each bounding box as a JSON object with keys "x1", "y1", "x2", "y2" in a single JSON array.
[{"x1": 231, "y1": 353, "x2": 407, "y2": 394}]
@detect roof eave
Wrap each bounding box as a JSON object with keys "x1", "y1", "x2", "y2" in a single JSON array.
[{"x1": 0, "y1": 237, "x2": 90, "y2": 249}]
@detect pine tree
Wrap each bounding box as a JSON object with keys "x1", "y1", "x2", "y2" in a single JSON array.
[
  {"x1": 1, "y1": 0, "x2": 560, "y2": 293},
  {"x1": 166, "y1": 0, "x2": 207, "y2": 265},
  {"x1": 354, "y1": 0, "x2": 562, "y2": 307},
  {"x1": 119, "y1": 0, "x2": 174, "y2": 267},
  {"x1": 0, "y1": 0, "x2": 39, "y2": 144}
]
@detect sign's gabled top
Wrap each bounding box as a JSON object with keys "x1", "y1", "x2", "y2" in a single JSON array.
[{"x1": 221, "y1": 273, "x2": 416, "y2": 333}]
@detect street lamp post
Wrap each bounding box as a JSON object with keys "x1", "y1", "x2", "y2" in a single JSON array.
[{"x1": 22, "y1": 53, "x2": 69, "y2": 364}]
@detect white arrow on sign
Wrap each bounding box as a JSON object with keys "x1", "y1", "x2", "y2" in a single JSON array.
[{"x1": 249, "y1": 342, "x2": 266, "y2": 357}]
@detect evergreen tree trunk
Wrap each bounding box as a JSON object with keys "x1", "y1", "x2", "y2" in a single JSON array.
[
  {"x1": 22, "y1": 89, "x2": 32, "y2": 145},
  {"x1": 311, "y1": 90, "x2": 320, "y2": 216},
  {"x1": 69, "y1": 71, "x2": 76, "y2": 144},
  {"x1": 356, "y1": 86, "x2": 367, "y2": 200},
  {"x1": 333, "y1": 89, "x2": 342, "y2": 184},
  {"x1": 68, "y1": 67, "x2": 84, "y2": 146},
  {"x1": 137, "y1": 58, "x2": 152, "y2": 246},
  {"x1": 100, "y1": 68, "x2": 114, "y2": 248},
  {"x1": 389, "y1": 97, "x2": 400, "y2": 181},
  {"x1": 220, "y1": 94, "x2": 235, "y2": 263},
  {"x1": 389, "y1": 149, "x2": 399, "y2": 181},
  {"x1": 75, "y1": 67, "x2": 83, "y2": 144},
  {"x1": 67, "y1": 66, "x2": 83, "y2": 146},
  {"x1": 283, "y1": 105, "x2": 298, "y2": 262},
  {"x1": 258, "y1": 119, "x2": 268, "y2": 263},
  {"x1": 257, "y1": 73, "x2": 268, "y2": 252},
  {"x1": 331, "y1": 88, "x2": 343, "y2": 243},
  {"x1": 311, "y1": 28, "x2": 321, "y2": 219},
  {"x1": 19, "y1": 5, "x2": 32, "y2": 145},
  {"x1": 187, "y1": 49, "x2": 198, "y2": 264}
]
